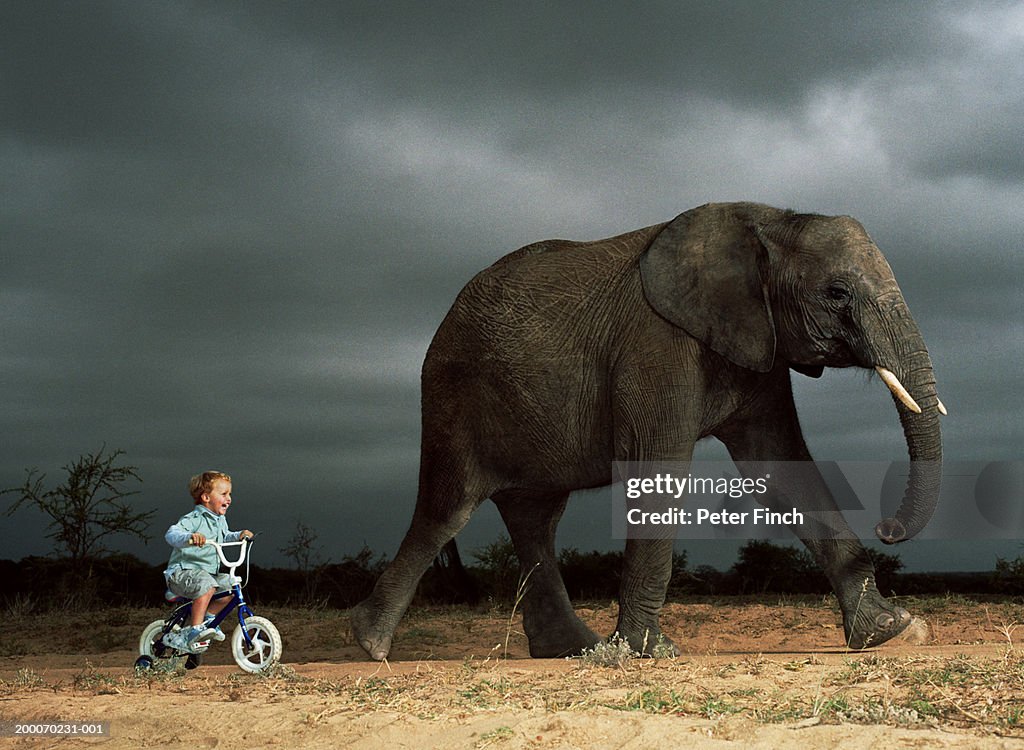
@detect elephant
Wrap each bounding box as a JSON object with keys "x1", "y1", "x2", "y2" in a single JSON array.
[{"x1": 351, "y1": 201, "x2": 945, "y2": 659}]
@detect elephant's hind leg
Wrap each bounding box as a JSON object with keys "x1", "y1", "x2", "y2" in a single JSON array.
[
  {"x1": 351, "y1": 468, "x2": 489, "y2": 661},
  {"x1": 493, "y1": 490, "x2": 601, "y2": 657}
]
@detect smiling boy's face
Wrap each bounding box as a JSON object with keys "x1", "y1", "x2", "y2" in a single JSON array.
[{"x1": 200, "y1": 479, "x2": 232, "y2": 515}]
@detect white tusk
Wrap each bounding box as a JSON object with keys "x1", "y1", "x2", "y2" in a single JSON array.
[
  {"x1": 875, "y1": 366, "x2": 922, "y2": 414},
  {"x1": 937, "y1": 398, "x2": 947, "y2": 416}
]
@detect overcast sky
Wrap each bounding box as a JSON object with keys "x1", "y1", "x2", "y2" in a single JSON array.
[{"x1": 2, "y1": 1, "x2": 1021, "y2": 573}]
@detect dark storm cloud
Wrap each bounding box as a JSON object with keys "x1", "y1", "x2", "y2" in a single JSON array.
[
  {"x1": 2, "y1": 3, "x2": 285, "y2": 151},
  {"x1": 1, "y1": 1, "x2": 1020, "y2": 568},
  {"x1": 239, "y1": 1, "x2": 946, "y2": 107}
]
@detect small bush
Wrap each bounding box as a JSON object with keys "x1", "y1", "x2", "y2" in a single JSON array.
[{"x1": 573, "y1": 633, "x2": 637, "y2": 668}]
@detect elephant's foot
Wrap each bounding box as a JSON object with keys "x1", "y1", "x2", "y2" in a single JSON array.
[
  {"x1": 841, "y1": 593, "x2": 911, "y2": 650},
  {"x1": 350, "y1": 599, "x2": 395, "y2": 661},
  {"x1": 525, "y1": 619, "x2": 601, "y2": 658},
  {"x1": 616, "y1": 623, "x2": 679, "y2": 657}
]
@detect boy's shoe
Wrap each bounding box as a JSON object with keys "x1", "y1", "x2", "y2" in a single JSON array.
[
  {"x1": 200, "y1": 625, "x2": 224, "y2": 642},
  {"x1": 202, "y1": 615, "x2": 226, "y2": 641},
  {"x1": 163, "y1": 625, "x2": 206, "y2": 653}
]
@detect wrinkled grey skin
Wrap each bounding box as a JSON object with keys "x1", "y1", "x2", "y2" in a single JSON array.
[{"x1": 352, "y1": 202, "x2": 943, "y2": 659}]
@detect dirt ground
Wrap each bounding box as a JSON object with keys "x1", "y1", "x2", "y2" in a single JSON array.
[{"x1": 2, "y1": 597, "x2": 1023, "y2": 748}]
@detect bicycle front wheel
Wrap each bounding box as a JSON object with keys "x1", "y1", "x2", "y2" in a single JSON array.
[{"x1": 231, "y1": 616, "x2": 282, "y2": 674}]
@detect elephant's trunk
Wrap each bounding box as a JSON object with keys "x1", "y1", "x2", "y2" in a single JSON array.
[{"x1": 871, "y1": 313, "x2": 944, "y2": 544}]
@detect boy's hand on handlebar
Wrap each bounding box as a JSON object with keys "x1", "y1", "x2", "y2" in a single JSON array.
[
  {"x1": 189, "y1": 532, "x2": 207, "y2": 546},
  {"x1": 240, "y1": 530, "x2": 254, "y2": 540}
]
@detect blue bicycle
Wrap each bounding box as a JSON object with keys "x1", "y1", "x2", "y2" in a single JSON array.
[{"x1": 135, "y1": 538, "x2": 282, "y2": 674}]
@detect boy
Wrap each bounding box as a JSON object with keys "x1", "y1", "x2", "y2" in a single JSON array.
[{"x1": 163, "y1": 471, "x2": 253, "y2": 653}]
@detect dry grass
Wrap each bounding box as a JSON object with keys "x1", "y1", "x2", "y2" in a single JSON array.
[
  {"x1": 3, "y1": 647, "x2": 1022, "y2": 736},
  {"x1": 2, "y1": 596, "x2": 1022, "y2": 738}
]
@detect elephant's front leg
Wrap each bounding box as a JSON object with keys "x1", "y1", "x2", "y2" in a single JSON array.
[
  {"x1": 716, "y1": 381, "x2": 911, "y2": 649},
  {"x1": 616, "y1": 536, "x2": 679, "y2": 656},
  {"x1": 801, "y1": 536, "x2": 911, "y2": 649},
  {"x1": 750, "y1": 473, "x2": 909, "y2": 647},
  {"x1": 493, "y1": 490, "x2": 601, "y2": 657}
]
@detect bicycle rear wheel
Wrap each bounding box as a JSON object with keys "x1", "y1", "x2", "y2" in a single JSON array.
[{"x1": 139, "y1": 619, "x2": 171, "y2": 658}]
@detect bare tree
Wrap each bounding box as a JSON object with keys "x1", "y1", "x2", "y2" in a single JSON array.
[
  {"x1": 3, "y1": 446, "x2": 153, "y2": 564},
  {"x1": 280, "y1": 521, "x2": 323, "y2": 573},
  {"x1": 280, "y1": 521, "x2": 326, "y2": 605}
]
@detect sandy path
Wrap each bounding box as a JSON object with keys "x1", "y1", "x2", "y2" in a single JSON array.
[{"x1": 2, "y1": 601, "x2": 1021, "y2": 748}]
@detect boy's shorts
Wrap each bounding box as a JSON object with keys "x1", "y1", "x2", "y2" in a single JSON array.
[{"x1": 165, "y1": 568, "x2": 233, "y2": 599}]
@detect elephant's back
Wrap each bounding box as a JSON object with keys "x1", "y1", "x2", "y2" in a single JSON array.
[
  {"x1": 487, "y1": 223, "x2": 665, "y2": 274},
  {"x1": 453, "y1": 223, "x2": 663, "y2": 318},
  {"x1": 428, "y1": 224, "x2": 662, "y2": 363},
  {"x1": 418, "y1": 225, "x2": 662, "y2": 476}
]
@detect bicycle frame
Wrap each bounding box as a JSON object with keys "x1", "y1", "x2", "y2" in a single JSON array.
[{"x1": 159, "y1": 539, "x2": 258, "y2": 651}]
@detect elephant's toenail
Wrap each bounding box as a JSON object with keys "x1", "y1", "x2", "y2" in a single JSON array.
[{"x1": 876, "y1": 613, "x2": 895, "y2": 630}]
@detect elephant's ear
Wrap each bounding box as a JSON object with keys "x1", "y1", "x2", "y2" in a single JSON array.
[{"x1": 639, "y1": 206, "x2": 776, "y2": 372}]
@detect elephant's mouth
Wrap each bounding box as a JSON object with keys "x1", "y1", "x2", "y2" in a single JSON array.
[
  {"x1": 828, "y1": 339, "x2": 858, "y2": 367},
  {"x1": 800, "y1": 338, "x2": 857, "y2": 369}
]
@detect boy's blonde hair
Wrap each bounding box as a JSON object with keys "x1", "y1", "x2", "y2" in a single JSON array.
[{"x1": 189, "y1": 471, "x2": 232, "y2": 503}]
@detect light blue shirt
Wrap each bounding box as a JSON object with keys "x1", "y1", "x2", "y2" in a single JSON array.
[{"x1": 165, "y1": 505, "x2": 243, "y2": 575}]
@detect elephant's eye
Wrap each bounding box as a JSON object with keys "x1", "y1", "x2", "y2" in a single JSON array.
[{"x1": 825, "y1": 283, "x2": 852, "y2": 305}]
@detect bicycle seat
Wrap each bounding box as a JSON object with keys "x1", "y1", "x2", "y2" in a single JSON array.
[{"x1": 165, "y1": 589, "x2": 189, "y2": 604}]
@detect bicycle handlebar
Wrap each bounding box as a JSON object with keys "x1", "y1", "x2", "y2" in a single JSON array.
[{"x1": 208, "y1": 537, "x2": 252, "y2": 569}]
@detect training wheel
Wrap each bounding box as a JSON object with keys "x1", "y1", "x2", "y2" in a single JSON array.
[{"x1": 134, "y1": 655, "x2": 154, "y2": 670}]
